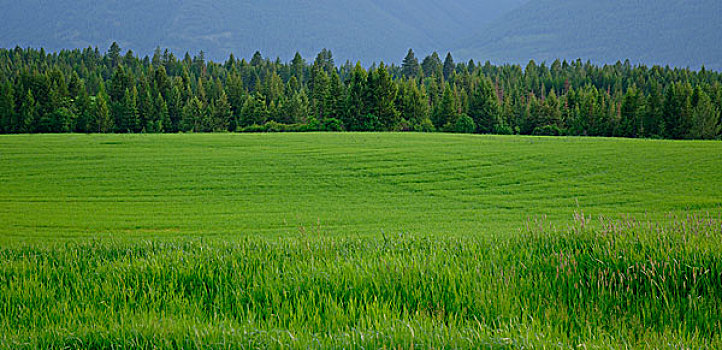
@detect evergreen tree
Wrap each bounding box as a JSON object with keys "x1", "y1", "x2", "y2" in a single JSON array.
[
  {"x1": 325, "y1": 71, "x2": 344, "y2": 120},
  {"x1": 443, "y1": 53, "x2": 456, "y2": 81},
  {"x1": 250, "y1": 51, "x2": 264, "y2": 67},
  {"x1": 309, "y1": 65, "x2": 329, "y2": 120},
  {"x1": 93, "y1": 86, "x2": 113, "y2": 133},
  {"x1": 239, "y1": 93, "x2": 268, "y2": 127},
  {"x1": 167, "y1": 85, "x2": 183, "y2": 132},
  {"x1": 291, "y1": 52, "x2": 306, "y2": 83},
  {"x1": 401, "y1": 49, "x2": 421, "y2": 78},
  {"x1": 314, "y1": 49, "x2": 335, "y2": 74},
  {"x1": 469, "y1": 78, "x2": 500, "y2": 133},
  {"x1": 688, "y1": 88, "x2": 720, "y2": 139},
  {"x1": 155, "y1": 93, "x2": 171, "y2": 133},
  {"x1": 19, "y1": 90, "x2": 38, "y2": 133},
  {"x1": 432, "y1": 85, "x2": 458, "y2": 130},
  {"x1": 421, "y1": 52, "x2": 443, "y2": 79},
  {"x1": 0, "y1": 82, "x2": 15, "y2": 133},
  {"x1": 137, "y1": 79, "x2": 155, "y2": 132},
  {"x1": 211, "y1": 91, "x2": 233, "y2": 132},
  {"x1": 399, "y1": 79, "x2": 429, "y2": 127},
  {"x1": 281, "y1": 89, "x2": 310, "y2": 124},
  {"x1": 108, "y1": 42, "x2": 121, "y2": 69},
  {"x1": 620, "y1": 85, "x2": 645, "y2": 138},
  {"x1": 644, "y1": 82, "x2": 664, "y2": 137},
  {"x1": 181, "y1": 96, "x2": 206, "y2": 132},
  {"x1": 226, "y1": 73, "x2": 245, "y2": 119},
  {"x1": 114, "y1": 88, "x2": 138, "y2": 133},
  {"x1": 344, "y1": 63, "x2": 367, "y2": 130},
  {"x1": 374, "y1": 63, "x2": 399, "y2": 130}
]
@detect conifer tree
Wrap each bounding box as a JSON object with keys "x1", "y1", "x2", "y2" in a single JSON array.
[
  {"x1": 469, "y1": 78, "x2": 500, "y2": 133},
  {"x1": 443, "y1": 53, "x2": 456, "y2": 81},
  {"x1": 211, "y1": 91, "x2": 233, "y2": 132},
  {"x1": 93, "y1": 86, "x2": 113, "y2": 133},
  {"x1": 689, "y1": 88, "x2": 720, "y2": 139},
  {"x1": 181, "y1": 96, "x2": 205, "y2": 132},
  {"x1": 401, "y1": 49, "x2": 421, "y2": 78},
  {"x1": 432, "y1": 85, "x2": 458, "y2": 130},
  {"x1": 374, "y1": 63, "x2": 399, "y2": 130},
  {"x1": 19, "y1": 90, "x2": 38, "y2": 133},
  {"x1": 0, "y1": 82, "x2": 15, "y2": 133},
  {"x1": 155, "y1": 93, "x2": 171, "y2": 133},
  {"x1": 620, "y1": 85, "x2": 645, "y2": 138},
  {"x1": 239, "y1": 92, "x2": 268, "y2": 127}
]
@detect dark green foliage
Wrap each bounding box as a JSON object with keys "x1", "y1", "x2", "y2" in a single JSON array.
[
  {"x1": 0, "y1": 47, "x2": 720, "y2": 138},
  {"x1": 401, "y1": 49, "x2": 421, "y2": 78},
  {"x1": 432, "y1": 85, "x2": 458, "y2": 130},
  {"x1": 0, "y1": 81, "x2": 15, "y2": 133},
  {"x1": 239, "y1": 93, "x2": 268, "y2": 128},
  {"x1": 469, "y1": 77, "x2": 500, "y2": 133},
  {"x1": 454, "y1": 113, "x2": 476, "y2": 133}
]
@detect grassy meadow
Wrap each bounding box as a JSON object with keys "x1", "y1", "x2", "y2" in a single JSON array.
[{"x1": 1, "y1": 133, "x2": 721, "y2": 348}]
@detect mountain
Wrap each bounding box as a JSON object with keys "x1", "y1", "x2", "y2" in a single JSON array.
[
  {"x1": 456, "y1": 0, "x2": 722, "y2": 70},
  {"x1": 0, "y1": 0, "x2": 525, "y2": 63}
]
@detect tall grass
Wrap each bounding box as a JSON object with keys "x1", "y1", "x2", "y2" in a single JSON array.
[{"x1": 1, "y1": 212, "x2": 721, "y2": 348}]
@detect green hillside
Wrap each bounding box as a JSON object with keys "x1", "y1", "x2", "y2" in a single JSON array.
[{"x1": 458, "y1": 0, "x2": 722, "y2": 70}]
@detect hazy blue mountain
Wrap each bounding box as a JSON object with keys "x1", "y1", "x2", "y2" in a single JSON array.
[
  {"x1": 0, "y1": 0, "x2": 524, "y2": 63},
  {"x1": 456, "y1": 0, "x2": 722, "y2": 70}
]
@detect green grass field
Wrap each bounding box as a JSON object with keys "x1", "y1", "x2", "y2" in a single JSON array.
[
  {"x1": 1, "y1": 133, "x2": 720, "y2": 242},
  {"x1": 1, "y1": 133, "x2": 721, "y2": 348}
]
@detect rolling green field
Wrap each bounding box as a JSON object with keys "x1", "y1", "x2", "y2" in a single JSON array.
[
  {"x1": 1, "y1": 133, "x2": 720, "y2": 242},
  {"x1": 1, "y1": 133, "x2": 722, "y2": 348}
]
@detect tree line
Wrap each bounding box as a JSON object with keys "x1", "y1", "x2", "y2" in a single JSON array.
[{"x1": 0, "y1": 44, "x2": 720, "y2": 139}]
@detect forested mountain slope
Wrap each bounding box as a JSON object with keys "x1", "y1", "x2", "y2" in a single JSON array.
[
  {"x1": 0, "y1": 0, "x2": 524, "y2": 63},
  {"x1": 457, "y1": 0, "x2": 722, "y2": 70}
]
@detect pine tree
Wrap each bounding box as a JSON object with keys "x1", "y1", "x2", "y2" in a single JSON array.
[
  {"x1": 108, "y1": 42, "x2": 121, "y2": 69},
  {"x1": 688, "y1": 88, "x2": 720, "y2": 139},
  {"x1": 211, "y1": 91, "x2": 233, "y2": 132},
  {"x1": 620, "y1": 85, "x2": 645, "y2": 138},
  {"x1": 155, "y1": 93, "x2": 171, "y2": 133},
  {"x1": 432, "y1": 85, "x2": 458, "y2": 130},
  {"x1": 93, "y1": 86, "x2": 113, "y2": 133},
  {"x1": 309, "y1": 65, "x2": 329, "y2": 120},
  {"x1": 374, "y1": 63, "x2": 399, "y2": 130},
  {"x1": 644, "y1": 82, "x2": 664, "y2": 137},
  {"x1": 469, "y1": 78, "x2": 500, "y2": 133},
  {"x1": 291, "y1": 52, "x2": 306, "y2": 84},
  {"x1": 167, "y1": 85, "x2": 183, "y2": 132},
  {"x1": 325, "y1": 71, "x2": 344, "y2": 120},
  {"x1": 137, "y1": 79, "x2": 155, "y2": 132},
  {"x1": 400, "y1": 79, "x2": 429, "y2": 127},
  {"x1": 250, "y1": 51, "x2": 264, "y2": 66},
  {"x1": 114, "y1": 88, "x2": 138, "y2": 133},
  {"x1": 344, "y1": 63, "x2": 367, "y2": 130},
  {"x1": 443, "y1": 53, "x2": 456, "y2": 81},
  {"x1": 239, "y1": 93, "x2": 268, "y2": 127},
  {"x1": 181, "y1": 96, "x2": 206, "y2": 132},
  {"x1": 0, "y1": 82, "x2": 15, "y2": 133},
  {"x1": 401, "y1": 49, "x2": 420, "y2": 78},
  {"x1": 281, "y1": 89, "x2": 310, "y2": 124},
  {"x1": 19, "y1": 90, "x2": 38, "y2": 133},
  {"x1": 421, "y1": 52, "x2": 443, "y2": 79},
  {"x1": 314, "y1": 49, "x2": 335, "y2": 74}
]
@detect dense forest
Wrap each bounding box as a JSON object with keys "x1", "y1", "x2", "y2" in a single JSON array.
[{"x1": 0, "y1": 45, "x2": 721, "y2": 139}]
